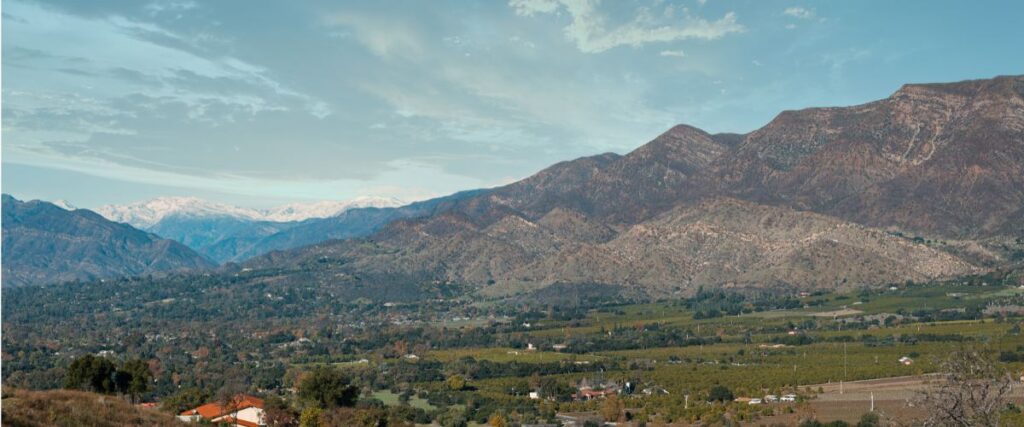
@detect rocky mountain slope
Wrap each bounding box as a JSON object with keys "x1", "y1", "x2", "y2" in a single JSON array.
[
  {"x1": 1, "y1": 195, "x2": 214, "y2": 287},
  {"x1": 701, "y1": 76, "x2": 1024, "y2": 238},
  {"x1": 243, "y1": 75, "x2": 1023, "y2": 298}
]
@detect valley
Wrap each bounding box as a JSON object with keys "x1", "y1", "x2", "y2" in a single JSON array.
[{"x1": 4, "y1": 268, "x2": 1024, "y2": 424}]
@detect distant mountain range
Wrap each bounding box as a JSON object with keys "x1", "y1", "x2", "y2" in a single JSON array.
[
  {"x1": 97, "y1": 195, "x2": 404, "y2": 227},
  {"x1": 93, "y1": 196, "x2": 405, "y2": 263},
  {"x1": 1, "y1": 195, "x2": 214, "y2": 287},
  {"x1": 242, "y1": 75, "x2": 1023, "y2": 299},
  {"x1": 5, "y1": 75, "x2": 1022, "y2": 295}
]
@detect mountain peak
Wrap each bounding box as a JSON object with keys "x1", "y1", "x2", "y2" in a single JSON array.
[{"x1": 97, "y1": 196, "x2": 406, "y2": 228}]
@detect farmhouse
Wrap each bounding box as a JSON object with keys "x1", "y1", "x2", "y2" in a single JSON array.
[
  {"x1": 571, "y1": 378, "x2": 620, "y2": 400},
  {"x1": 178, "y1": 394, "x2": 265, "y2": 427}
]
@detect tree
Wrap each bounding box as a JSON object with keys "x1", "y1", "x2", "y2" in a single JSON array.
[
  {"x1": 708, "y1": 385, "x2": 734, "y2": 402},
  {"x1": 65, "y1": 355, "x2": 118, "y2": 394},
  {"x1": 445, "y1": 375, "x2": 467, "y2": 391},
  {"x1": 436, "y1": 406, "x2": 469, "y2": 427},
  {"x1": 263, "y1": 394, "x2": 300, "y2": 427},
  {"x1": 298, "y1": 366, "x2": 359, "y2": 409},
  {"x1": 120, "y1": 358, "x2": 152, "y2": 403},
  {"x1": 487, "y1": 413, "x2": 507, "y2": 427},
  {"x1": 299, "y1": 406, "x2": 323, "y2": 427},
  {"x1": 160, "y1": 387, "x2": 210, "y2": 414},
  {"x1": 600, "y1": 394, "x2": 624, "y2": 422},
  {"x1": 856, "y1": 412, "x2": 880, "y2": 427},
  {"x1": 917, "y1": 350, "x2": 1012, "y2": 426}
]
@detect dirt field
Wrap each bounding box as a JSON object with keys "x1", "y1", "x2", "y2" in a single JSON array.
[{"x1": 749, "y1": 374, "x2": 1024, "y2": 425}]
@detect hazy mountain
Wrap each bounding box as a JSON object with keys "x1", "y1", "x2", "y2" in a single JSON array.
[
  {"x1": 242, "y1": 75, "x2": 1023, "y2": 298},
  {"x1": 97, "y1": 196, "x2": 404, "y2": 228},
  {"x1": 230, "y1": 189, "x2": 486, "y2": 261},
  {"x1": 95, "y1": 196, "x2": 405, "y2": 263},
  {"x1": 1, "y1": 195, "x2": 214, "y2": 287}
]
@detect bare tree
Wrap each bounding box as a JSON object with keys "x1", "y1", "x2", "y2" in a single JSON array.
[{"x1": 917, "y1": 350, "x2": 1013, "y2": 427}]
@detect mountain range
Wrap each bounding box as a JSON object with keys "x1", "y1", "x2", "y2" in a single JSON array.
[
  {"x1": 96, "y1": 196, "x2": 405, "y2": 227},
  {"x1": 4, "y1": 75, "x2": 1022, "y2": 295},
  {"x1": 93, "y1": 196, "x2": 406, "y2": 263},
  {"x1": 243, "y1": 75, "x2": 1024, "y2": 299},
  {"x1": 1, "y1": 195, "x2": 214, "y2": 287}
]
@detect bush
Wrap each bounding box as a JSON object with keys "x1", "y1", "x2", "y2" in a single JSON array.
[
  {"x1": 708, "y1": 385, "x2": 734, "y2": 402},
  {"x1": 298, "y1": 366, "x2": 359, "y2": 409}
]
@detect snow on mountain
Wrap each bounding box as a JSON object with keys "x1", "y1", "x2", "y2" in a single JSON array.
[
  {"x1": 96, "y1": 196, "x2": 405, "y2": 228},
  {"x1": 259, "y1": 196, "x2": 405, "y2": 222}
]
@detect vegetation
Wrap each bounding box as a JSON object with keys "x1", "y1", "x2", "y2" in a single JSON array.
[
  {"x1": 0, "y1": 388, "x2": 181, "y2": 427},
  {"x1": 4, "y1": 269, "x2": 1024, "y2": 425}
]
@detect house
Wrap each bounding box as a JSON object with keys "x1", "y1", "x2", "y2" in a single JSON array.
[
  {"x1": 573, "y1": 388, "x2": 617, "y2": 400},
  {"x1": 179, "y1": 394, "x2": 265, "y2": 427},
  {"x1": 529, "y1": 391, "x2": 540, "y2": 400},
  {"x1": 571, "y1": 378, "x2": 620, "y2": 401},
  {"x1": 526, "y1": 343, "x2": 537, "y2": 351},
  {"x1": 403, "y1": 354, "x2": 419, "y2": 360},
  {"x1": 552, "y1": 344, "x2": 568, "y2": 351}
]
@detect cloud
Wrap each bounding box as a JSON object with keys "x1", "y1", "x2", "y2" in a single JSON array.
[
  {"x1": 3, "y1": 0, "x2": 330, "y2": 122},
  {"x1": 509, "y1": 0, "x2": 560, "y2": 16},
  {"x1": 324, "y1": 13, "x2": 424, "y2": 59},
  {"x1": 659, "y1": 49, "x2": 686, "y2": 57},
  {"x1": 509, "y1": 0, "x2": 744, "y2": 53},
  {"x1": 143, "y1": 1, "x2": 197, "y2": 17},
  {"x1": 783, "y1": 7, "x2": 814, "y2": 19}
]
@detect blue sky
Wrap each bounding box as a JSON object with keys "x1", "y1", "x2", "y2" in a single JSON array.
[{"x1": 3, "y1": 0, "x2": 1022, "y2": 209}]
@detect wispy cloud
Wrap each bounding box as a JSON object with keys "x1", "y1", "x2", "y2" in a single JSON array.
[
  {"x1": 324, "y1": 13, "x2": 424, "y2": 59},
  {"x1": 783, "y1": 7, "x2": 815, "y2": 20},
  {"x1": 659, "y1": 49, "x2": 686, "y2": 57},
  {"x1": 509, "y1": 0, "x2": 744, "y2": 53}
]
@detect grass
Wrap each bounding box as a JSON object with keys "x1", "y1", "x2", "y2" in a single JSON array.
[
  {"x1": 370, "y1": 390, "x2": 436, "y2": 411},
  {"x1": 0, "y1": 388, "x2": 181, "y2": 427}
]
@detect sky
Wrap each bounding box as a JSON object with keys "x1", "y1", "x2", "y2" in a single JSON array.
[{"x1": 3, "y1": 0, "x2": 1023, "y2": 209}]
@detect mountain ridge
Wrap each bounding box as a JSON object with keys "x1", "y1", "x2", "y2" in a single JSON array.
[
  {"x1": 1, "y1": 195, "x2": 215, "y2": 287},
  {"x1": 239, "y1": 75, "x2": 1023, "y2": 298}
]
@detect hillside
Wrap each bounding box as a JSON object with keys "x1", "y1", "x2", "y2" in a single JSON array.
[
  {"x1": 702, "y1": 75, "x2": 1024, "y2": 238},
  {"x1": 1, "y1": 195, "x2": 214, "y2": 287},
  {"x1": 240, "y1": 76, "x2": 1023, "y2": 297},
  {"x1": 0, "y1": 388, "x2": 181, "y2": 427}
]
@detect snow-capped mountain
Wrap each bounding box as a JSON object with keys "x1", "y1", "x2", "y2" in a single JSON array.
[
  {"x1": 96, "y1": 196, "x2": 404, "y2": 229},
  {"x1": 259, "y1": 196, "x2": 405, "y2": 222},
  {"x1": 97, "y1": 197, "x2": 263, "y2": 228}
]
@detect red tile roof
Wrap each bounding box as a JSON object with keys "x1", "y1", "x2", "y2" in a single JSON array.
[{"x1": 179, "y1": 394, "x2": 264, "y2": 420}]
